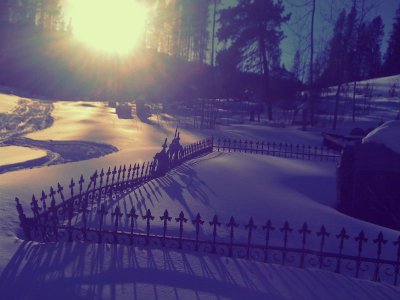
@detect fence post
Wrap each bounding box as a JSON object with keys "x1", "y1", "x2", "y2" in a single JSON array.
[
  {"x1": 317, "y1": 225, "x2": 330, "y2": 268},
  {"x1": 175, "y1": 211, "x2": 188, "y2": 249},
  {"x1": 226, "y1": 216, "x2": 238, "y2": 257},
  {"x1": 127, "y1": 207, "x2": 139, "y2": 244},
  {"x1": 57, "y1": 183, "x2": 65, "y2": 203},
  {"x1": 192, "y1": 213, "x2": 204, "y2": 251},
  {"x1": 335, "y1": 228, "x2": 349, "y2": 273},
  {"x1": 245, "y1": 218, "x2": 257, "y2": 259},
  {"x1": 160, "y1": 209, "x2": 172, "y2": 246},
  {"x1": 143, "y1": 209, "x2": 154, "y2": 245},
  {"x1": 97, "y1": 204, "x2": 108, "y2": 243},
  {"x1": 98, "y1": 169, "x2": 104, "y2": 203},
  {"x1": 126, "y1": 164, "x2": 132, "y2": 186},
  {"x1": 280, "y1": 221, "x2": 292, "y2": 265},
  {"x1": 80, "y1": 196, "x2": 89, "y2": 241},
  {"x1": 122, "y1": 165, "x2": 127, "y2": 187},
  {"x1": 262, "y1": 220, "x2": 275, "y2": 263},
  {"x1": 40, "y1": 190, "x2": 47, "y2": 212},
  {"x1": 373, "y1": 232, "x2": 387, "y2": 281},
  {"x1": 354, "y1": 230, "x2": 368, "y2": 278},
  {"x1": 112, "y1": 206, "x2": 123, "y2": 243},
  {"x1": 79, "y1": 175, "x2": 85, "y2": 196},
  {"x1": 209, "y1": 215, "x2": 221, "y2": 253},
  {"x1": 16, "y1": 198, "x2": 32, "y2": 240},
  {"x1": 298, "y1": 222, "x2": 311, "y2": 268},
  {"x1": 49, "y1": 187, "x2": 59, "y2": 238},
  {"x1": 66, "y1": 198, "x2": 74, "y2": 242}
]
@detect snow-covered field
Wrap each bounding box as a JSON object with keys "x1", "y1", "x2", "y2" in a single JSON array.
[{"x1": 0, "y1": 75, "x2": 400, "y2": 299}]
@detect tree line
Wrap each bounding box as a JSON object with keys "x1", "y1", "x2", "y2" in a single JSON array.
[{"x1": 0, "y1": 0, "x2": 399, "y2": 121}]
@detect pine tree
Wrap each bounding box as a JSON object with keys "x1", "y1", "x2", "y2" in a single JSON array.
[
  {"x1": 322, "y1": 8, "x2": 359, "y2": 129},
  {"x1": 218, "y1": 0, "x2": 290, "y2": 120},
  {"x1": 366, "y1": 16, "x2": 384, "y2": 78},
  {"x1": 383, "y1": 5, "x2": 400, "y2": 76}
]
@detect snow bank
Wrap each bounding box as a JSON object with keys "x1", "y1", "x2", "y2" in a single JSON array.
[
  {"x1": 362, "y1": 120, "x2": 400, "y2": 154},
  {"x1": 0, "y1": 146, "x2": 47, "y2": 167}
]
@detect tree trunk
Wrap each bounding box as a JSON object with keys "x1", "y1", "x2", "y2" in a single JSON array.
[
  {"x1": 258, "y1": 36, "x2": 272, "y2": 120},
  {"x1": 309, "y1": 0, "x2": 316, "y2": 125},
  {"x1": 210, "y1": 0, "x2": 217, "y2": 67}
]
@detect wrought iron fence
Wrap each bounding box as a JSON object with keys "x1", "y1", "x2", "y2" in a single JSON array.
[
  {"x1": 15, "y1": 135, "x2": 400, "y2": 286},
  {"x1": 214, "y1": 138, "x2": 340, "y2": 162},
  {"x1": 15, "y1": 195, "x2": 400, "y2": 286},
  {"x1": 15, "y1": 136, "x2": 213, "y2": 241}
]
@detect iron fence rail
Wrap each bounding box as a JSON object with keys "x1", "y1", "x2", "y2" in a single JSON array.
[
  {"x1": 214, "y1": 138, "x2": 340, "y2": 162},
  {"x1": 16, "y1": 204, "x2": 400, "y2": 286}
]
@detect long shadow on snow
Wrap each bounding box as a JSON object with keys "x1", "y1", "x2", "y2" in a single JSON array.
[
  {"x1": 154, "y1": 162, "x2": 218, "y2": 223},
  {"x1": 0, "y1": 241, "x2": 279, "y2": 300}
]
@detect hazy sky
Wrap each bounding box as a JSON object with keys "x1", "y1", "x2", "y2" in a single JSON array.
[
  {"x1": 281, "y1": 0, "x2": 399, "y2": 71},
  {"x1": 61, "y1": 0, "x2": 399, "y2": 69}
]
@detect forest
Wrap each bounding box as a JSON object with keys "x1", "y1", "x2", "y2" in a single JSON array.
[{"x1": 0, "y1": 0, "x2": 399, "y2": 115}]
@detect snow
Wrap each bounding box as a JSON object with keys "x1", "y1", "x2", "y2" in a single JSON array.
[
  {"x1": 362, "y1": 120, "x2": 400, "y2": 154},
  {"x1": 1, "y1": 242, "x2": 399, "y2": 300},
  {"x1": 0, "y1": 93, "x2": 19, "y2": 113},
  {"x1": 0, "y1": 146, "x2": 47, "y2": 167},
  {"x1": 0, "y1": 84, "x2": 400, "y2": 299}
]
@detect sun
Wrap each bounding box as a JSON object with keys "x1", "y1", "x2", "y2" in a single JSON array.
[{"x1": 68, "y1": 0, "x2": 149, "y2": 54}]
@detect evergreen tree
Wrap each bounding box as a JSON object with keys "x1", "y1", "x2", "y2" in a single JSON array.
[
  {"x1": 366, "y1": 16, "x2": 384, "y2": 78},
  {"x1": 218, "y1": 0, "x2": 290, "y2": 120},
  {"x1": 383, "y1": 5, "x2": 400, "y2": 76}
]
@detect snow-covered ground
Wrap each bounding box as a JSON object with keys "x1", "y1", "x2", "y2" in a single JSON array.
[
  {"x1": 0, "y1": 146, "x2": 47, "y2": 167},
  {"x1": 0, "y1": 73, "x2": 400, "y2": 299},
  {"x1": 0, "y1": 94, "x2": 20, "y2": 113}
]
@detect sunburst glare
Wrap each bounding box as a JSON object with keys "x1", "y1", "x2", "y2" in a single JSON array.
[{"x1": 68, "y1": 0, "x2": 149, "y2": 54}]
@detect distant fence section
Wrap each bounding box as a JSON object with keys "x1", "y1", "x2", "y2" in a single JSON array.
[
  {"x1": 214, "y1": 138, "x2": 340, "y2": 162},
  {"x1": 19, "y1": 134, "x2": 398, "y2": 286}
]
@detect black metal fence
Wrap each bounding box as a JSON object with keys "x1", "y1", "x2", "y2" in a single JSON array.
[
  {"x1": 214, "y1": 138, "x2": 340, "y2": 162},
  {"x1": 15, "y1": 195, "x2": 400, "y2": 286},
  {"x1": 16, "y1": 136, "x2": 400, "y2": 285},
  {"x1": 15, "y1": 136, "x2": 213, "y2": 242}
]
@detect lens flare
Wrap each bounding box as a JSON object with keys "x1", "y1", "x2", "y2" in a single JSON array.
[{"x1": 69, "y1": 0, "x2": 148, "y2": 54}]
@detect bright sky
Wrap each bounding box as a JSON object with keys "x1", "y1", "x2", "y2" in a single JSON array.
[
  {"x1": 62, "y1": 0, "x2": 399, "y2": 66},
  {"x1": 63, "y1": 0, "x2": 149, "y2": 54}
]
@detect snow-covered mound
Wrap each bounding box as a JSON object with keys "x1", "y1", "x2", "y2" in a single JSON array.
[{"x1": 362, "y1": 120, "x2": 400, "y2": 154}]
